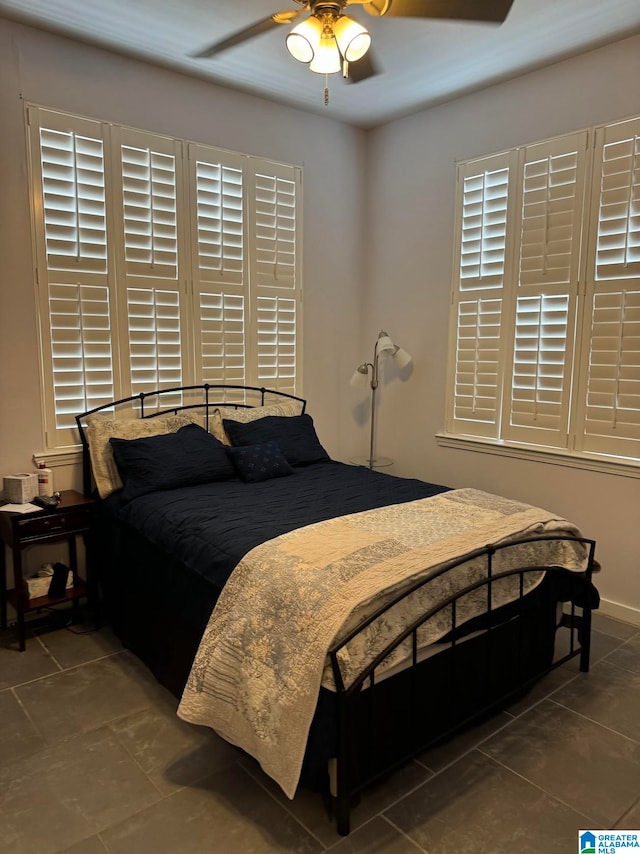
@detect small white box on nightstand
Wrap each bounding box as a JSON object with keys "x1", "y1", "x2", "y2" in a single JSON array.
[
  {"x1": 25, "y1": 574, "x2": 74, "y2": 599},
  {"x1": 3, "y1": 473, "x2": 39, "y2": 504}
]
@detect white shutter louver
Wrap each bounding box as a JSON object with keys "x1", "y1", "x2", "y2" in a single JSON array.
[
  {"x1": 199, "y1": 292, "x2": 246, "y2": 386},
  {"x1": 257, "y1": 296, "x2": 296, "y2": 393},
  {"x1": 120, "y1": 143, "x2": 178, "y2": 277},
  {"x1": 254, "y1": 170, "x2": 297, "y2": 289},
  {"x1": 595, "y1": 125, "x2": 640, "y2": 280},
  {"x1": 581, "y1": 289, "x2": 640, "y2": 456},
  {"x1": 127, "y1": 288, "x2": 182, "y2": 405},
  {"x1": 460, "y1": 166, "x2": 509, "y2": 288},
  {"x1": 451, "y1": 298, "x2": 503, "y2": 435},
  {"x1": 519, "y1": 146, "x2": 583, "y2": 287},
  {"x1": 508, "y1": 294, "x2": 571, "y2": 437},
  {"x1": 195, "y1": 159, "x2": 244, "y2": 284},
  {"x1": 48, "y1": 283, "x2": 115, "y2": 430},
  {"x1": 39, "y1": 125, "x2": 107, "y2": 273}
]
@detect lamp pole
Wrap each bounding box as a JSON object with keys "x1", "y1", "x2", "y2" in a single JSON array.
[{"x1": 368, "y1": 339, "x2": 381, "y2": 469}]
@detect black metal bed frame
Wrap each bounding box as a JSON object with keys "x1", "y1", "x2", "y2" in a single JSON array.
[
  {"x1": 75, "y1": 383, "x2": 598, "y2": 837},
  {"x1": 75, "y1": 383, "x2": 306, "y2": 498},
  {"x1": 327, "y1": 538, "x2": 596, "y2": 834}
]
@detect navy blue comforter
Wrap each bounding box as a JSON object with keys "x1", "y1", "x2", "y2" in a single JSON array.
[{"x1": 115, "y1": 460, "x2": 449, "y2": 590}]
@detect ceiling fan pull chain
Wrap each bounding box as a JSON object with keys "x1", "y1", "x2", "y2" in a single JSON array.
[{"x1": 324, "y1": 73, "x2": 329, "y2": 106}]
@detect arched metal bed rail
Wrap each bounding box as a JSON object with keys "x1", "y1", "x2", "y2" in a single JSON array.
[
  {"x1": 328, "y1": 535, "x2": 597, "y2": 695},
  {"x1": 75, "y1": 383, "x2": 307, "y2": 496},
  {"x1": 327, "y1": 535, "x2": 597, "y2": 835}
]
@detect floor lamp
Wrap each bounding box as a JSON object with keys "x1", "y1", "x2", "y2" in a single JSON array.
[{"x1": 350, "y1": 330, "x2": 412, "y2": 468}]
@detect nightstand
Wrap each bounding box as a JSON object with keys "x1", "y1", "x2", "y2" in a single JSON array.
[{"x1": 0, "y1": 490, "x2": 97, "y2": 650}]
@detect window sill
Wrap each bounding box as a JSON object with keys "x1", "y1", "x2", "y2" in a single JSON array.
[
  {"x1": 33, "y1": 448, "x2": 82, "y2": 469},
  {"x1": 435, "y1": 433, "x2": 640, "y2": 480}
]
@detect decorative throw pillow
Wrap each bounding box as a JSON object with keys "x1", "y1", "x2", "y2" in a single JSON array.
[
  {"x1": 110, "y1": 423, "x2": 236, "y2": 502},
  {"x1": 85, "y1": 412, "x2": 201, "y2": 498},
  {"x1": 223, "y1": 414, "x2": 330, "y2": 467},
  {"x1": 226, "y1": 441, "x2": 295, "y2": 483},
  {"x1": 210, "y1": 399, "x2": 304, "y2": 444}
]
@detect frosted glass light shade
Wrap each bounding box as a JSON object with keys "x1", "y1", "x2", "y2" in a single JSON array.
[
  {"x1": 376, "y1": 333, "x2": 396, "y2": 355},
  {"x1": 393, "y1": 346, "x2": 412, "y2": 368},
  {"x1": 309, "y1": 37, "x2": 342, "y2": 74},
  {"x1": 333, "y1": 16, "x2": 371, "y2": 62},
  {"x1": 286, "y1": 16, "x2": 323, "y2": 63},
  {"x1": 350, "y1": 365, "x2": 371, "y2": 388}
]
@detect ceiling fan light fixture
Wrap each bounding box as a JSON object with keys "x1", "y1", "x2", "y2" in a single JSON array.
[
  {"x1": 333, "y1": 15, "x2": 371, "y2": 62},
  {"x1": 286, "y1": 15, "x2": 323, "y2": 64}
]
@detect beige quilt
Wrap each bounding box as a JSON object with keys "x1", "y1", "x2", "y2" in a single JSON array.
[{"x1": 177, "y1": 489, "x2": 587, "y2": 798}]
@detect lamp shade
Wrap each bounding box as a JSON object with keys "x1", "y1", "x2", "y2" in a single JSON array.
[
  {"x1": 392, "y1": 346, "x2": 412, "y2": 368},
  {"x1": 376, "y1": 332, "x2": 396, "y2": 356},
  {"x1": 350, "y1": 364, "x2": 371, "y2": 388},
  {"x1": 309, "y1": 35, "x2": 342, "y2": 74},
  {"x1": 286, "y1": 16, "x2": 323, "y2": 64},
  {"x1": 333, "y1": 16, "x2": 371, "y2": 62}
]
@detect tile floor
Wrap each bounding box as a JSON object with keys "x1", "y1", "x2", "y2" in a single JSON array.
[{"x1": 1, "y1": 608, "x2": 639, "y2": 854}]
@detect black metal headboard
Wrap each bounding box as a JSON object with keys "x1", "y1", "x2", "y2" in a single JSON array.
[{"x1": 75, "y1": 384, "x2": 307, "y2": 497}]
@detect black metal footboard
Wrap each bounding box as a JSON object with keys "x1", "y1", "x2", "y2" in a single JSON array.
[{"x1": 326, "y1": 536, "x2": 598, "y2": 835}]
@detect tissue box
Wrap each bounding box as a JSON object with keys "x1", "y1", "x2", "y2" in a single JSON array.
[
  {"x1": 25, "y1": 575, "x2": 74, "y2": 599},
  {"x1": 3, "y1": 473, "x2": 39, "y2": 504}
]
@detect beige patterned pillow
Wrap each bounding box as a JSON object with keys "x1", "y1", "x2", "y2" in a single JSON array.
[
  {"x1": 210, "y1": 400, "x2": 304, "y2": 444},
  {"x1": 86, "y1": 412, "x2": 201, "y2": 498}
]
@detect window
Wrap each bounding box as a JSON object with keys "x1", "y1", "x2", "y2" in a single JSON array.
[
  {"x1": 27, "y1": 106, "x2": 302, "y2": 449},
  {"x1": 444, "y1": 115, "x2": 640, "y2": 472}
]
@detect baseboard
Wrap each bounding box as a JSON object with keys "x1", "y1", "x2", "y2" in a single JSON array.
[{"x1": 598, "y1": 598, "x2": 640, "y2": 628}]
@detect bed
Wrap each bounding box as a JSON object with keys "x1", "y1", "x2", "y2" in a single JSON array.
[{"x1": 76, "y1": 384, "x2": 599, "y2": 835}]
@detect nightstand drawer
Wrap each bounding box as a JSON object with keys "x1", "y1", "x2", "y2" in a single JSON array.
[{"x1": 17, "y1": 510, "x2": 90, "y2": 538}]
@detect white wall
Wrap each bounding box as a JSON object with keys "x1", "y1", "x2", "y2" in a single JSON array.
[
  {"x1": 363, "y1": 34, "x2": 640, "y2": 619},
  {"x1": 0, "y1": 18, "x2": 367, "y2": 491}
]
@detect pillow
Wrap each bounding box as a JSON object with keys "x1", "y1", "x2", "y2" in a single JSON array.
[
  {"x1": 85, "y1": 412, "x2": 201, "y2": 498},
  {"x1": 110, "y1": 423, "x2": 236, "y2": 502},
  {"x1": 210, "y1": 399, "x2": 304, "y2": 444},
  {"x1": 223, "y1": 414, "x2": 330, "y2": 467},
  {"x1": 226, "y1": 441, "x2": 294, "y2": 483}
]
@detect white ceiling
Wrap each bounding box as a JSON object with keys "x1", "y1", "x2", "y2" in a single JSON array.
[{"x1": 1, "y1": 0, "x2": 639, "y2": 127}]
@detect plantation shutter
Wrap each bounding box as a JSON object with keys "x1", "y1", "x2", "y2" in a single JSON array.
[
  {"x1": 111, "y1": 127, "x2": 184, "y2": 405},
  {"x1": 446, "y1": 152, "x2": 513, "y2": 438},
  {"x1": 188, "y1": 146, "x2": 301, "y2": 397},
  {"x1": 188, "y1": 143, "x2": 247, "y2": 398},
  {"x1": 576, "y1": 117, "x2": 640, "y2": 459},
  {"x1": 502, "y1": 132, "x2": 588, "y2": 447},
  {"x1": 28, "y1": 106, "x2": 304, "y2": 451},
  {"x1": 248, "y1": 163, "x2": 301, "y2": 395},
  {"x1": 29, "y1": 107, "x2": 115, "y2": 446}
]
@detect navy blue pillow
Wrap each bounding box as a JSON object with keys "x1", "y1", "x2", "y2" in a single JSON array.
[
  {"x1": 226, "y1": 440, "x2": 294, "y2": 483},
  {"x1": 223, "y1": 414, "x2": 330, "y2": 466},
  {"x1": 110, "y1": 423, "x2": 236, "y2": 501}
]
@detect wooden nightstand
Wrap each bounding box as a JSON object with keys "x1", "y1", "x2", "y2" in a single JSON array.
[{"x1": 0, "y1": 490, "x2": 97, "y2": 650}]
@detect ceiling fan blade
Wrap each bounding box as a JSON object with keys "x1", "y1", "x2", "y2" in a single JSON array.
[
  {"x1": 192, "y1": 11, "x2": 302, "y2": 59},
  {"x1": 345, "y1": 50, "x2": 380, "y2": 83},
  {"x1": 363, "y1": 0, "x2": 515, "y2": 23}
]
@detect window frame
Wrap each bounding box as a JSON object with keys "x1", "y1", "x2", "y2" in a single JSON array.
[
  {"x1": 26, "y1": 104, "x2": 303, "y2": 453},
  {"x1": 442, "y1": 114, "x2": 640, "y2": 478}
]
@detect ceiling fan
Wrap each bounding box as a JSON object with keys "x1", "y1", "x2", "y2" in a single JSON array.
[{"x1": 193, "y1": 0, "x2": 515, "y2": 95}]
